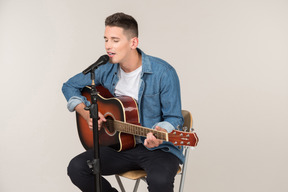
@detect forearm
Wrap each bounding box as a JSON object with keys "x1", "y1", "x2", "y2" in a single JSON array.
[
  {"x1": 75, "y1": 103, "x2": 90, "y2": 121},
  {"x1": 62, "y1": 72, "x2": 92, "y2": 106}
]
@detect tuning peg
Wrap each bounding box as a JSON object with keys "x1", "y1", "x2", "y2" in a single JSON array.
[{"x1": 183, "y1": 126, "x2": 188, "y2": 132}]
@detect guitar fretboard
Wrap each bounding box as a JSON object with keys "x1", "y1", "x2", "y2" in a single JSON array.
[{"x1": 105, "y1": 119, "x2": 168, "y2": 141}]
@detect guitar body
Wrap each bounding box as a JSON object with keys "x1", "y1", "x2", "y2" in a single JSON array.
[{"x1": 76, "y1": 86, "x2": 139, "y2": 151}]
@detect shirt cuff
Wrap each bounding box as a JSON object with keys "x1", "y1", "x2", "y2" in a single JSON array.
[
  {"x1": 67, "y1": 96, "x2": 86, "y2": 112},
  {"x1": 152, "y1": 121, "x2": 175, "y2": 133}
]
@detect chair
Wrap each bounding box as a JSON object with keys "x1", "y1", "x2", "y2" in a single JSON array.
[{"x1": 115, "y1": 110, "x2": 194, "y2": 192}]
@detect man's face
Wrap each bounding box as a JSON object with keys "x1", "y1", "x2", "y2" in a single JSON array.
[{"x1": 104, "y1": 26, "x2": 132, "y2": 64}]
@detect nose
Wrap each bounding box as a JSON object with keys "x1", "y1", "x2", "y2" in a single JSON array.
[{"x1": 105, "y1": 40, "x2": 111, "y2": 50}]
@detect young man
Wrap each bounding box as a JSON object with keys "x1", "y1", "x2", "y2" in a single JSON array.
[{"x1": 62, "y1": 12, "x2": 184, "y2": 192}]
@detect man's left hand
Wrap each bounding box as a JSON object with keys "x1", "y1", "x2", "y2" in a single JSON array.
[{"x1": 144, "y1": 126, "x2": 167, "y2": 148}]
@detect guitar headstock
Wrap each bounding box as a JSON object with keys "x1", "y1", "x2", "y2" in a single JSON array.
[{"x1": 168, "y1": 130, "x2": 199, "y2": 147}]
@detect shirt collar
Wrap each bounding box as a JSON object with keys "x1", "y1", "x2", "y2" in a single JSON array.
[{"x1": 137, "y1": 48, "x2": 153, "y2": 75}]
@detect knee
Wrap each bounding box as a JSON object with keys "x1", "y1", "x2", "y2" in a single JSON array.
[
  {"x1": 67, "y1": 155, "x2": 91, "y2": 179},
  {"x1": 67, "y1": 158, "x2": 76, "y2": 177},
  {"x1": 147, "y1": 173, "x2": 175, "y2": 191},
  {"x1": 67, "y1": 157, "x2": 78, "y2": 179}
]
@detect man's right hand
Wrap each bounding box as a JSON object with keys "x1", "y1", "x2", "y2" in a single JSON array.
[
  {"x1": 97, "y1": 112, "x2": 106, "y2": 130},
  {"x1": 75, "y1": 103, "x2": 106, "y2": 130}
]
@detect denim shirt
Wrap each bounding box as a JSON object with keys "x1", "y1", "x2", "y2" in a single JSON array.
[{"x1": 62, "y1": 48, "x2": 185, "y2": 163}]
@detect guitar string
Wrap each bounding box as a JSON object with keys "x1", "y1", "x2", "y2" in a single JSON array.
[{"x1": 103, "y1": 119, "x2": 167, "y2": 140}]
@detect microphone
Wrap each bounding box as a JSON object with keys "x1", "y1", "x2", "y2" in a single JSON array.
[{"x1": 82, "y1": 55, "x2": 109, "y2": 75}]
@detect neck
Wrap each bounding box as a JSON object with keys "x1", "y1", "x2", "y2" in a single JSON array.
[{"x1": 120, "y1": 49, "x2": 142, "y2": 73}]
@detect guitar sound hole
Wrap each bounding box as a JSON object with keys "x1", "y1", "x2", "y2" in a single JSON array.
[{"x1": 103, "y1": 116, "x2": 115, "y2": 134}]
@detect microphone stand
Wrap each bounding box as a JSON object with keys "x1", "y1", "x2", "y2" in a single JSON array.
[{"x1": 86, "y1": 68, "x2": 102, "y2": 192}]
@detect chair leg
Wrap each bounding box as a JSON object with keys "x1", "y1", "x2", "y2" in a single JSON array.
[
  {"x1": 115, "y1": 175, "x2": 126, "y2": 192},
  {"x1": 179, "y1": 147, "x2": 190, "y2": 192},
  {"x1": 132, "y1": 179, "x2": 141, "y2": 192}
]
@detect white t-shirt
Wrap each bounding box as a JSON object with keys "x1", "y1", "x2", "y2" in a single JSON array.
[{"x1": 114, "y1": 66, "x2": 142, "y2": 101}]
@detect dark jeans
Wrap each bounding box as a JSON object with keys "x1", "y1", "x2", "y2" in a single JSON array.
[{"x1": 67, "y1": 144, "x2": 180, "y2": 192}]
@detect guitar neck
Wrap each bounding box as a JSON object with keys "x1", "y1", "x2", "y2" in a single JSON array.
[{"x1": 106, "y1": 119, "x2": 169, "y2": 141}]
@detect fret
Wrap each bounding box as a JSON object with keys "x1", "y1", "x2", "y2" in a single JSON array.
[
  {"x1": 129, "y1": 124, "x2": 132, "y2": 134},
  {"x1": 141, "y1": 128, "x2": 144, "y2": 136}
]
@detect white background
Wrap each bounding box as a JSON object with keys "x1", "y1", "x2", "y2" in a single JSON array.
[{"x1": 1, "y1": 0, "x2": 288, "y2": 191}]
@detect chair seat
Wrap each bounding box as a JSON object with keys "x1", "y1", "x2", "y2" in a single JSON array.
[
  {"x1": 118, "y1": 170, "x2": 147, "y2": 180},
  {"x1": 118, "y1": 166, "x2": 182, "y2": 180}
]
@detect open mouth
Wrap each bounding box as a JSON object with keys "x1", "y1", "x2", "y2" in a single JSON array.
[{"x1": 107, "y1": 52, "x2": 115, "y2": 57}]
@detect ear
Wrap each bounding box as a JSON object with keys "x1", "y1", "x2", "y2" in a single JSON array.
[{"x1": 130, "y1": 37, "x2": 139, "y2": 49}]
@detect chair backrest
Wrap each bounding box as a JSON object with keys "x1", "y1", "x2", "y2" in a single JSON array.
[{"x1": 182, "y1": 110, "x2": 192, "y2": 131}]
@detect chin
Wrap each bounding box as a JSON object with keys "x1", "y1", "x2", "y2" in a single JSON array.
[{"x1": 110, "y1": 57, "x2": 119, "y2": 64}]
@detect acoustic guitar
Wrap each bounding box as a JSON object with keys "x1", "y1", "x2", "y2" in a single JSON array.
[{"x1": 76, "y1": 86, "x2": 199, "y2": 151}]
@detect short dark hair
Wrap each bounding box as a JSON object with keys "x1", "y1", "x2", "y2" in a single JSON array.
[{"x1": 105, "y1": 12, "x2": 138, "y2": 38}]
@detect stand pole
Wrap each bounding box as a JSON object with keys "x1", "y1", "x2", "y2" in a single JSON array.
[{"x1": 86, "y1": 69, "x2": 102, "y2": 192}]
